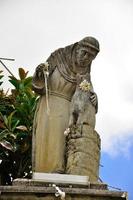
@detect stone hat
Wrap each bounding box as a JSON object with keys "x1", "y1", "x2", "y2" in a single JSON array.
[{"x1": 78, "y1": 36, "x2": 100, "y2": 52}]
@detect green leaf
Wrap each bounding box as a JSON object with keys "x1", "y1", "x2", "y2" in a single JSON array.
[
  {"x1": 0, "y1": 75, "x2": 4, "y2": 79},
  {"x1": 19, "y1": 82, "x2": 24, "y2": 90},
  {"x1": 0, "y1": 74, "x2": 3, "y2": 85},
  {"x1": 12, "y1": 120, "x2": 20, "y2": 132},
  {"x1": 8, "y1": 75, "x2": 17, "y2": 81},
  {"x1": 23, "y1": 77, "x2": 32, "y2": 86},
  {"x1": 0, "y1": 129, "x2": 9, "y2": 140},
  {"x1": 3, "y1": 115, "x2": 8, "y2": 127},
  {"x1": 9, "y1": 79, "x2": 19, "y2": 90},
  {"x1": 7, "y1": 111, "x2": 16, "y2": 131}
]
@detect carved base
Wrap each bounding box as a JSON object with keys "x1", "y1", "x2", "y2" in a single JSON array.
[
  {"x1": 66, "y1": 125, "x2": 101, "y2": 181},
  {"x1": 32, "y1": 173, "x2": 90, "y2": 186},
  {"x1": 0, "y1": 178, "x2": 128, "y2": 200}
]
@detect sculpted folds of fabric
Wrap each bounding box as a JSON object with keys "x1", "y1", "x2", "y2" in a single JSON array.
[{"x1": 32, "y1": 37, "x2": 100, "y2": 181}]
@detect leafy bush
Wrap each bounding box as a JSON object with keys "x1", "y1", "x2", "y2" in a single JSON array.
[{"x1": 0, "y1": 68, "x2": 37, "y2": 185}]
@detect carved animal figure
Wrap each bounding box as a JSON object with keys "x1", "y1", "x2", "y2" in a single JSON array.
[{"x1": 68, "y1": 73, "x2": 96, "y2": 137}]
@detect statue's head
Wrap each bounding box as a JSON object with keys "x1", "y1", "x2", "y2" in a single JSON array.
[
  {"x1": 75, "y1": 36, "x2": 100, "y2": 68},
  {"x1": 78, "y1": 37, "x2": 100, "y2": 52}
]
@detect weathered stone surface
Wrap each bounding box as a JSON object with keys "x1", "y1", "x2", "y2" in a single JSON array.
[
  {"x1": 13, "y1": 178, "x2": 108, "y2": 190},
  {"x1": 66, "y1": 126, "x2": 100, "y2": 181},
  {"x1": 32, "y1": 37, "x2": 100, "y2": 175},
  {"x1": 0, "y1": 184, "x2": 128, "y2": 200},
  {"x1": 0, "y1": 179, "x2": 125, "y2": 200},
  {"x1": 68, "y1": 73, "x2": 96, "y2": 130},
  {"x1": 32, "y1": 173, "x2": 89, "y2": 186}
]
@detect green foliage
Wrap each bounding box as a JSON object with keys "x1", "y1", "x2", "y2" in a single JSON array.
[
  {"x1": 0, "y1": 68, "x2": 37, "y2": 185},
  {"x1": 0, "y1": 70, "x2": 4, "y2": 86}
]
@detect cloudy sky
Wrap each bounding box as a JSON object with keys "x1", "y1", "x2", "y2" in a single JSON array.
[{"x1": 0, "y1": 0, "x2": 133, "y2": 198}]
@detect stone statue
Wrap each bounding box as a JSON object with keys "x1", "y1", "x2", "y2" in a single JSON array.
[
  {"x1": 67, "y1": 72, "x2": 96, "y2": 138},
  {"x1": 32, "y1": 37, "x2": 100, "y2": 180}
]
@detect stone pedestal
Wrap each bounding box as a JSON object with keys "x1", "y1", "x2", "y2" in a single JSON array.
[
  {"x1": 0, "y1": 178, "x2": 128, "y2": 200},
  {"x1": 66, "y1": 126, "x2": 100, "y2": 181}
]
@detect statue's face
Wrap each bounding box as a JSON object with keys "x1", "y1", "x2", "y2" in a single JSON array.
[{"x1": 76, "y1": 46, "x2": 97, "y2": 68}]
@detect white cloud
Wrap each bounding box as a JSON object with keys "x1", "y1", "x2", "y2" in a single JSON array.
[{"x1": 0, "y1": 0, "x2": 133, "y2": 156}]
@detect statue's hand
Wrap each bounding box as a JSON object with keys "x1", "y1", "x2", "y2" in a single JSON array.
[{"x1": 90, "y1": 91, "x2": 98, "y2": 112}]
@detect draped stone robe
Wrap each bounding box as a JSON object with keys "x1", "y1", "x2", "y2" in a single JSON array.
[{"x1": 32, "y1": 44, "x2": 96, "y2": 173}]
